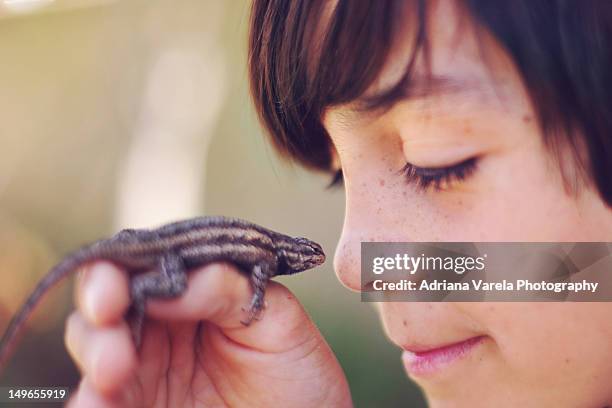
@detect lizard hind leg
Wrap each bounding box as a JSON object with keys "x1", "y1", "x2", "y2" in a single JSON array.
[
  {"x1": 128, "y1": 253, "x2": 188, "y2": 347},
  {"x1": 241, "y1": 264, "x2": 273, "y2": 326}
]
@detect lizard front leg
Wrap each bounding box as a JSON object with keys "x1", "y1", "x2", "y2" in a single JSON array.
[
  {"x1": 129, "y1": 253, "x2": 188, "y2": 347},
  {"x1": 241, "y1": 263, "x2": 274, "y2": 326}
]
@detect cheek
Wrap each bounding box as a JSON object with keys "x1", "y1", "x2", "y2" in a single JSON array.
[
  {"x1": 341, "y1": 168, "x2": 454, "y2": 241},
  {"x1": 397, "y1": 145, "x2": 600, "y2": 241},
  {"x1": 470, "y1": 303, "x2": 612, "y2": 385},
  {"x1": 337, "y1": 141, "x2": 553, "y2": 242}
]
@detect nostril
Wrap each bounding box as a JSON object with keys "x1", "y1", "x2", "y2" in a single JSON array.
[
  {"x1": 333, "y1": 245, "x2": 363, "y2": 293},
  {"x1": 361, "y1": 280, "x2": 376, "y2": 292}
]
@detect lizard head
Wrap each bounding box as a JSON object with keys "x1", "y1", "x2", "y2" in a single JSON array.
[{"x1": 279, "y1": 237, "x2": 326, "y2": 274}]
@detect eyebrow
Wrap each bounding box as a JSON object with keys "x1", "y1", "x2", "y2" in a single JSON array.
[{"x1": 338, "y1": 74, "x2": 492, "y2": 121}]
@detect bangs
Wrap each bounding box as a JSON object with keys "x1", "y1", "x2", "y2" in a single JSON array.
[
  {"x1": 250, "y1": 0, "x2": 612, "y2": 205},
  {"x1": 249, "y1": 0, "x2": 427, "y2": 172}
]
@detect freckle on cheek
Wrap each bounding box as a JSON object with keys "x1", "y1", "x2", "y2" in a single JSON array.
[
  {"x1": 379, "y1": 179, "x2": 385, "y2": 187},
  {"x1": 403, "y1": 320, "x2": 408, "y2": 327},
  {"x1": 522, "y1": 114, "x2": 532, "y2": 123}
]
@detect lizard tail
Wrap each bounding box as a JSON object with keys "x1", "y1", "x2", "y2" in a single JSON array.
[{"x1": 0, "y1": 249, "x2": 95, "y2": 375}]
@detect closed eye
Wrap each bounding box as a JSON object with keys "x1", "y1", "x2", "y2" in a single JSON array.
[
  {"x1": 326, "y1": 157, "x2": 478, "y2": 191},
  {"x1": 399, "y1": 157, "x2": 478, "y2": 191}
]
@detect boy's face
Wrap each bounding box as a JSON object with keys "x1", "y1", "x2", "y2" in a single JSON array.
[{"x1": 322, "y1": 0, "x2": 612, "y2": 406}]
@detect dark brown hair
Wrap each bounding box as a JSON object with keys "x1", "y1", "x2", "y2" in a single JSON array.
[{"x1": 248, "y1": 0, "x2": 612, "y2": 205}]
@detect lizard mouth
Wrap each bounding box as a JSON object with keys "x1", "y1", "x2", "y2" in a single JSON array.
[{"x1": 309, "y1": 253, "x2": 326, "y2": 267}]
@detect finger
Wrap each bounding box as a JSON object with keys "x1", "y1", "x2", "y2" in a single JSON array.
[
  {"x1": 145, "y1": 262, "x2": 249, "y2": 323},
  {"x1": 145, "y1": 263, "x2": 316, "y2": 352},
  {"x1": 65, "y1": 312, "x2": 137, "y2": 395},
  {"x1": 67, "y1": 377, "x2": 128, "y2": 408},
  {"x1": 221, "y1": 281, "x2": 319, "y2": 353},
  {"x1": 76, "y1": 261, "x2": 131, "y2": 326}
]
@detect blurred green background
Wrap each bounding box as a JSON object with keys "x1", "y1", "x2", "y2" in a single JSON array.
[{"x1": 0, "y1": 1, "x2": 425, "y2": 406}]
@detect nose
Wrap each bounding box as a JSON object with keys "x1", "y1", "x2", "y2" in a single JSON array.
[
  {"x1": 333, "y1": 230, "x2": 366, "y2": 292},
  {"x1": 333, "y1": 160, "x2": 423, "y2": 292},
  {"x1": 334, "y1": 205, "x2": 417, "y2": 293}
]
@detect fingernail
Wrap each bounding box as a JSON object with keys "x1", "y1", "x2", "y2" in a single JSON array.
[{"x1": 82, "y1": 263, "x2": 113, "y2": 323}]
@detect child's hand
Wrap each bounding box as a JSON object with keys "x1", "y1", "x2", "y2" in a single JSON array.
[{"x1": 65, "y1": 261, "x2": 352, "y2": 407}]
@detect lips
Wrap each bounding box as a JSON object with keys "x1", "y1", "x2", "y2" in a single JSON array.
[{"x1": 401, "y1": 335, "x2": 486, "y2": 376}]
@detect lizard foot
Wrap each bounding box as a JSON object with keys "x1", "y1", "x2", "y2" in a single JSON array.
[{"x1": 240, "y1": 303, "x2": 266, "y2": 326}]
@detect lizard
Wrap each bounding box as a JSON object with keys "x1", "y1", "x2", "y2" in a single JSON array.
[{"x1": 0, "y1": 215, "x2": 326, "y2": 375}]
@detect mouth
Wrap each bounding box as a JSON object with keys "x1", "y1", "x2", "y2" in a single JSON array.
[{"x1": 401, "y1": 335, "x2": 486, "y2": 377}]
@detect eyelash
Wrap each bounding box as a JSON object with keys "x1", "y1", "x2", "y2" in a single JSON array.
[
  {"x1": 327, "y1": 169, "x2": 344, "y2": 189},
  {"x1": 327, "y1": 157, "x2": 478, "y2": 191},
  {"x1": 399, "y1": 157, "x2": 478, "y2": 191}
]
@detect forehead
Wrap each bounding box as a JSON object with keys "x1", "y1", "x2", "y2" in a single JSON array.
[{"x1": 322, "y1": 0, "x2": 519, "y2": 129}]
